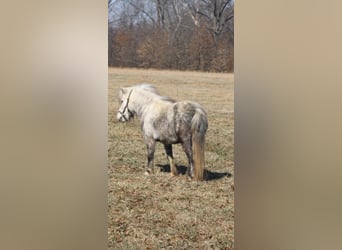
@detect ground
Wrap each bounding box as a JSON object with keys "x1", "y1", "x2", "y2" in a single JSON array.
[{"x1": 108, "y1": 68, "x2": 234, "y2": 249}]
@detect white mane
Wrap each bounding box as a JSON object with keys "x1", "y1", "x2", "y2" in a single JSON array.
[
  {"x1": 134, "y1": 84, "x2": 158, "y2": 93},
  {"x1": 132, "y1": 84, "x2": 175, "y2": 103}
]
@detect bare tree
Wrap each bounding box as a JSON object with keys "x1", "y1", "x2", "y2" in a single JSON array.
[
  {"x1": 108, "y1": 0, "x2": 234, "y2": 72},
  {"x1": 186, "y1": 0, "x2": 234, "y2": 36},
  {"x1": 108, "y1": 0, "x2": 124, "y2": 25}
]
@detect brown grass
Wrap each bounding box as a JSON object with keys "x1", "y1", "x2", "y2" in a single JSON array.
[{"x1": 108, "y1": 68, "x2": 234, "y2": 249}]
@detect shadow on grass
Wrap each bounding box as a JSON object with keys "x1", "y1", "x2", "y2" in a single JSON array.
[{"x1": 156, "y1": 164, "x2": 232, "y2": 181}]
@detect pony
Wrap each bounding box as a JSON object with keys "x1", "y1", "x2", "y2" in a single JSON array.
[{"x1": 117, "y1": 84, "x2": 208, "y2": 181}]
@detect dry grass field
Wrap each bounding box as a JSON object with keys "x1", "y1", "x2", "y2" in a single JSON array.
[{"x1": 108, "y1": 68, "x2": 234, "y2": 249}]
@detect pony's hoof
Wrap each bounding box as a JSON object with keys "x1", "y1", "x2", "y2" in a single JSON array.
[
  {"x1": 171, "y1": 172, "x2": 178, "y2": 177},
  {"x1": 144, "y1": 171, "x2": 150, "y2": 175}
]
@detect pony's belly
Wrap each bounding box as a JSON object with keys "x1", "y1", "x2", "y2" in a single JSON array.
[
  {"x1": 154, "y1": 133, "x2": 179, "y2": 144},
  {"x1": 156, "y1": 137, "x2": 180, "y2": 144}
]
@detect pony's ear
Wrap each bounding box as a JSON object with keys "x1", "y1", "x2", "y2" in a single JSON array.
[{"x1": 119, "y1": 88, "x2": 127, "y2": 98}]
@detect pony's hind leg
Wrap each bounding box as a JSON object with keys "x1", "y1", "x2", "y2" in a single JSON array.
[
  {"x1": 182, "y1": 140, "x2": 194, "y2": 179},
  {"x1": 164, "y1": 144, "x2": 178, "y2": 176},
  {"x1": 145, "y1": 137, "x2": 156, "y2": 175}
]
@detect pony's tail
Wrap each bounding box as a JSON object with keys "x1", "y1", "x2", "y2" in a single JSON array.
[{"x1": 191, "y1": 107, "x2": 208, "y2": 181}]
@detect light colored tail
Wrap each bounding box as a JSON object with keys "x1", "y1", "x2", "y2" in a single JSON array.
[{"x1": 191, "y1": 107, "x2": 208, "y2": 181}]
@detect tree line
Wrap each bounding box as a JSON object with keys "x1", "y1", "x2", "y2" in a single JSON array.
[{"x1": 108, "y1": 0, "x2": 234, "y2": 72}]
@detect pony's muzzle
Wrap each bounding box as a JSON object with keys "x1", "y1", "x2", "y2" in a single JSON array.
[{"x1": 117, "y1": 112, "x2": 127, "y2": 122}]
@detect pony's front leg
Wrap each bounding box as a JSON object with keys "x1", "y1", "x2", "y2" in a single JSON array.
[
  {"x1": 144, "y1": 137, "x2": 156, "y2": 175},
  {"x1": 163, "y1": 144, "x2": 178, "y2": 176}
]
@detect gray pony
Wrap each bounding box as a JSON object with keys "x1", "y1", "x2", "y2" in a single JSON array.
[{"x1": 117, "y1": 84, "x2": 208, "y2": 181}]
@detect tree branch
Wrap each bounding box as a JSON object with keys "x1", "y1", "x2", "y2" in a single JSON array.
[{"x1": 127, "y1": 1, "x2": 156, "y2": 25}]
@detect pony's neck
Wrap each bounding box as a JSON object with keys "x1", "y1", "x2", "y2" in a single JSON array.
[{"x1": 131, "y1": 90, "x2": 160, "y2": 119}]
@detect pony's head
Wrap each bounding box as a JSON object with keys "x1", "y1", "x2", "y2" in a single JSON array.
[{"x1": 117, "y1": 87, "x2": 134, "y2": 122}]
